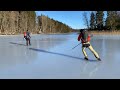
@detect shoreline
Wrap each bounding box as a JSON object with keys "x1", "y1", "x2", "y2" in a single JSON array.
[
  {"x1": 0, "y1": 31, "x2": 120, "y2": 36},
  {"x1": 89, "y1": 31, "x2": 120, "y2": 35},
  {"x1": 0, "y1": 32, "x2": 73, "y2": 36}
]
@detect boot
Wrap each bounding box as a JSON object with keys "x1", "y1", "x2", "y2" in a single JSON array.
[
  {"x1": 94, "y1": 54, "x2": 101, "y2": 61},
  {"x1": 97, "y1": 58, "x2": 101, "y2": 61},
  {"x1": 84, "y1": 57, "x2": 88, "y2": 60}
]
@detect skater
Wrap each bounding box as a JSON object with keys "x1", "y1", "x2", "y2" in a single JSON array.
[
  {"x1": 25, "y1": 30, "x2": 31, "y2": 46},
  {"x1": 78, "y1": 29, "x2": 101, "y2": 61}
]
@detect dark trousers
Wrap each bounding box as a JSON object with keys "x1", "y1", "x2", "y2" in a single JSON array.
[{"x1": 26, "y1": 38, "x2": 31, "y2": 46}]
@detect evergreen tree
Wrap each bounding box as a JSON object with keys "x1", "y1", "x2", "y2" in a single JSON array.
[
  {"x1": 90, "y1": 11, "x2": 96, "y2": 30},
  {"x1": 105, "y1": 11, "x2": 118, "y2": 30},
  {"x1": 96, "y1": 11, "x2": 104, "y2": 30},
  {"x1": 115, "y1": 12, "x2": 120, "y2": 30}
]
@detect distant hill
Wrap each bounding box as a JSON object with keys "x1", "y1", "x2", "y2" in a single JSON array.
[
  {"x1": 0, "y1": 11, "x2": 75, "y2": 35},
  {"x1": 37, "y1": 15, "x2": 73, "y2": 34}
]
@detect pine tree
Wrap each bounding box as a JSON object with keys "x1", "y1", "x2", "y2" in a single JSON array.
[
  {"x1": 115, "y1": 12, "x2": 120, "y2": 30},
  {"x1": 90, "y1": 11, "x2": 96, "y2": 30},
  {"x1": 105, "y1": 11, "x2": 118, "y2": 30},
  {"x1": 96, "y1": 11, "x2": 104, "y2": 30}
]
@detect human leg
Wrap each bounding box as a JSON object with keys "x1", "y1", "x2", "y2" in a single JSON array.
[
  {"x1": 82, "y1": 46, "x2": 88, "y2": 60},
  {"x1": 88, "y1": 44, "x2": 101, "y2": 61}
]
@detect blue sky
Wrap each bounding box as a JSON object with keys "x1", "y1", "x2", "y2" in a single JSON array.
[{"x1": 35, "y1": 11, "x2": 107, "y2": 29}]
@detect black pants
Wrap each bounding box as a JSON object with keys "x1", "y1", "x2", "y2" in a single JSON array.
[
  {"x1": 82, "y1": 43, "x2": 90, "y2": 48},
  {"x1": 26, "y1": 38, "x2": 31, "y2": 46}
]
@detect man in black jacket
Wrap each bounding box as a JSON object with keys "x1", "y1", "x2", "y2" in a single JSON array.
[{"x1": 26, "y1": 30, "x2": 31, "y2": 46}]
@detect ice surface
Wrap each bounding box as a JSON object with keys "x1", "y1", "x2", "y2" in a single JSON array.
[{"x1": 0, "y1": 33, "x2": 120, "y2": 79}]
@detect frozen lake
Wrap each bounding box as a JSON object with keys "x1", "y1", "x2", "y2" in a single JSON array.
[{"x1": 0, "y1": 33, "x2": 120, "y2": 79}]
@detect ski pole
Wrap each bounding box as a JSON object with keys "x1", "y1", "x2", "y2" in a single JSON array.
[{"x1": 72, "y1": 43, "x2": 81, "y2": 49}]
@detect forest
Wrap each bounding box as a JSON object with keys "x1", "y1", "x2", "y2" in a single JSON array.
[
  {"x1": 0, "y1": 11, "x2": 72, "y2": 35},
  {"x1": 0, "y1": 11, "x2": 120, "y2": 35},
  {"x1": 88, "y1": 11, "x2": 120, "y2": 31},
  {"x1": 37, "y1": 14, "x2": 73, "y2": 34},
  {"x1": 0, "y1": 11, "x2": 36, "y2": 35}
]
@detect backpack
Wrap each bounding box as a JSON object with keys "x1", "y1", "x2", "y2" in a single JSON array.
[
  {"x1": 24, "y1": 32, "x2": 26, "y2": 36},
  {"x1": 26, "y1": 31, "x2": 30, "y2": 39},
  {"x1": 81, "y1": 30, "x2": 88, "y2": 43}
]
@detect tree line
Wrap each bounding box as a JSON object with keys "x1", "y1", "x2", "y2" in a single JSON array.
[
  {"x1": 2, "y1": 11, "x2": 119, "y2": 35},
  {"x1": 0, "y1": 11, "x2": 36, "y2": 35},
  {"x1": 0, "y1": 11, "x2": 73, "y2": 35},
  {"x1": 37, "y1": 14, "x2": 73, "y2": 33},
  {"x1": 88, "y1": 11, "x2": 120, "y2": 31}
]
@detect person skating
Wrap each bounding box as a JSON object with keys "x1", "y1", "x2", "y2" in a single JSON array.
[
  {"x1": 25, "y1": 30, "x2": 31, "y2": 46},
  {"x1": 78, "y1": 29, "x2": 101, "y2": 61}
]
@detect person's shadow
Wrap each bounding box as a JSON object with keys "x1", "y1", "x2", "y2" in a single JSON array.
[
  {"x1": 29, "y1": 48, "x2": 98, "y2": 62},
  {"x1": 9, "y1": 42, "x2": 26, "y2": 46}
]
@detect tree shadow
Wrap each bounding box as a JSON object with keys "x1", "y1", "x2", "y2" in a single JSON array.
[
  {"x1": 29, "y1": 48, "x2": 98, "y2": 62},
  {"x1": 9, "y1": 42, "x2": 26, "y2": 46}
]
